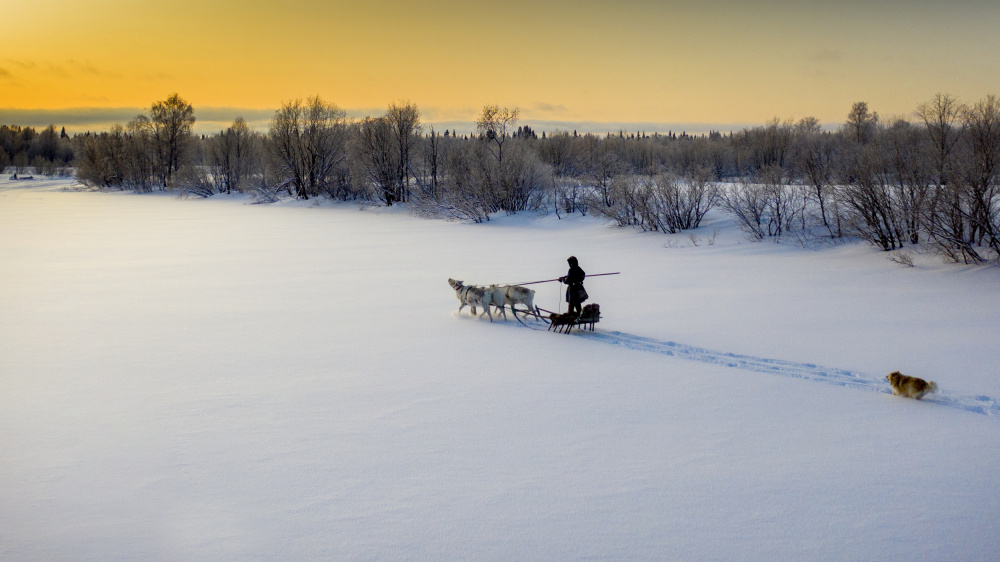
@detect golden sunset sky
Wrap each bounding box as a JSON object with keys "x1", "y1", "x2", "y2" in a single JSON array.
[{"x1": 2, "y1": 0, "x2": 998, "y2": 133}]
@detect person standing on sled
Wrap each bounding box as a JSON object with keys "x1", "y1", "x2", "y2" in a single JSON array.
[{"x1": 559, "y1": 256, "x2": 587, "y2": 315}]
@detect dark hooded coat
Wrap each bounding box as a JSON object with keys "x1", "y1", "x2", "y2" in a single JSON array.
[{"x1": 563, "y1": 257, "x2": 587, "y2": 304}]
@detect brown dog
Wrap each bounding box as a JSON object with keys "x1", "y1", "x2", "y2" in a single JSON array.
[
  {"x1": 548, "y1": 311, "x2": 580, "y2": 334},
  {"x1": 886, "y1": 371, "x2": 938, "y2": 400}
]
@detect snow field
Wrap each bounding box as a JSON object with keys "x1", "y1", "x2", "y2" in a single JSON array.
[{"x1": 1, "y1": 179, "x2": 998, "y2": 560}]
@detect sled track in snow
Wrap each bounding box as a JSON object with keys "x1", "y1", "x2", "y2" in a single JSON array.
[{"x1": 572, "y1": 329, "x2": 1000, "y2": 420}]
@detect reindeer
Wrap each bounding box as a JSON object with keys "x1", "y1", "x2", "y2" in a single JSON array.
[
  {"x1": 482, "y1": 284, "x2": 539, "y2": 320},
  {"x1": 499, "y1": 284, "x2": 538, "y2": 317},
  {"x1": 448, "y1": 279, "x2": 494, "y2": 321},
  {"x1": 487, "y1": 285, "x2": 509, "y2": 320}
]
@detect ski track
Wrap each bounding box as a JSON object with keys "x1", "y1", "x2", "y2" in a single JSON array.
[{"x1": 507, "y1": 314, "x2": 1000, "y2": 419}]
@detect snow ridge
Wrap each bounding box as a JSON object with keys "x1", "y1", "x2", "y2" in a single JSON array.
[{"x1": 575, "y1": 329, "x2": 1000, "y2": 419}]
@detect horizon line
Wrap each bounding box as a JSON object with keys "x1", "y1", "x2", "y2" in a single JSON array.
[{"x1": 0, "y1": 106, "x2": 838, "y2": 137}]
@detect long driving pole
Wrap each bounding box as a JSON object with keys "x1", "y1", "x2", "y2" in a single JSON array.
[{"x1": 509, "y1": 272, "x2": 620, "y2": 286}]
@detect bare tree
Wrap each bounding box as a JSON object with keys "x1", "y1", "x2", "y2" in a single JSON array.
[
  {"x1": 597, "y1": 175, "x2": 646, "y2": 228},
  {"x1": 75, "y1": 116, "x2": 158, "y2": 192},
  {"x1": 839, "y1": 132, "x2": 905, "y2": 251},
  {"x1": 149, "y1": 93, "x2": 196, "y2": 188},
  {"x1": 477, "y1": 105, "x2": 519, "y2": 165},
  {"x1": 759, "y1": 164, "x2": 804, "y2": 238},
  {"x1": 844, "y1": 101, "x2": 879, "y2": 145},
  {"x1": 916, "y1": 95, "x2": 1000, "y2": 262},
  {"x1": 208, "y1": 117, "x2": 260, "y2": 194},
  {"x1": 916, "y1": 93, "x2": 966, "y2": 188},
  {"x1": 915, "y1": 94, "x2": 974, "y2": 260},
  {"x1": 351, "y1": 116, "x2": 399, "y2": 205},
  {"x1": 722, "y1": 180, "x2": 771, "y2": 241},
  {"x1": 386, "y1": 101, "x2": 420, "y2": 203},
  {"x1": 423, "y1": 127, "x2": 441, "y2": 199},
  {"x1": 733, "y1": 118, "x2": 794, "y2": 175},
  {"x1": 433, "y1": 140, "x2": 492, "y2": 222},
  {"x1": 268, "y1": 96, "x2": 349, "y2": 200},
  {"x1": 536, "y1": 131, "x2": 578, "y2": 177},
  {"x1": 75, "y1": 127, "x2": 124, "y2": 188},
  {"x1": 579, "y1": 135, "x2": 626, "y2": 207},
  {"x1": 793, "y1": 117, "x2": 842, "y2": 237},
  {"x1": 123, "y1": 116, "x2": 157, "y2": 192},
  {"x1": 495, "y1": 141, "x2": 550, "y2": 212},
  {"x1": 882, "y1": 119, "x2": 931, "y2": 244},
  {"x1": 466, "y1": 105, "x2": 548, "y2": 214},
  {"x1": 958, "y1": 95, "x2": 1000, "y2": 257},
  {"x1": 640, "y1": 170, "x2": 720, "y2": 233}
]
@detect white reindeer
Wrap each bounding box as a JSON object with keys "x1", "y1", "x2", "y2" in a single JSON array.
[
  {"x1": 448, "y1": 278, "x2": 493, "y2": 321},
  {"x1": 487, "y1": 285, "x2": 509, "y2": 320},
  {"x1": 498, "y1": 284, "x2": 538, "y2": 317}
]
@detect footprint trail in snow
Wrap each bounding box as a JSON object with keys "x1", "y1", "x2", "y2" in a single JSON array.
[{"x1": 573, "y1": 329, "x2": 1000, "y2": 420}]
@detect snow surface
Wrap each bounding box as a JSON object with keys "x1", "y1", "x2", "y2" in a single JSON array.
[{"x1": 1, "y1": 177, "x2": 999, "y2": 561}]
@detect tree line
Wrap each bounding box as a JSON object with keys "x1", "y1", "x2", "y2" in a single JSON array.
[
  {"x1": 49, "y1": 91, "x2": 1000, "y2": 264},
  {"x1": 0, "y1": 124, "x2": 75, "y2": 175}
]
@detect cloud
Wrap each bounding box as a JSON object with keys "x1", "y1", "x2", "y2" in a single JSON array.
[
  {"x1": 0, "y1": 58, "x2": 124, "y2": 81},
  {"x1": 532, "y1": 102, "x2": 570, "y2": 115},
  {"x1": 409, "y1": 105, "x2": 479, "y2": 122},
  {"x1": 808, "y1": 49, "x2": 843, "y2": 63},
  {"x1": 1, "y1": 59, "x2": 35, "y2": 70},
  {"x1": 0, "y1": 107, "x2": 144, "y2": 132},
  {"x1": 67, "y1": 59, "x2": 121, "y2": 79}
]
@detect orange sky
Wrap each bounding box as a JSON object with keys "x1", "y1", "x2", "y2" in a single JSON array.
[{"x1": 3, "y1": 0, "x2": 999, "y2": 133}]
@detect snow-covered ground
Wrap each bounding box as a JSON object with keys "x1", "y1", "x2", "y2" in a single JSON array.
[{"x1": 2, "y1": 177, "x2": 998, "y2": 561}]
